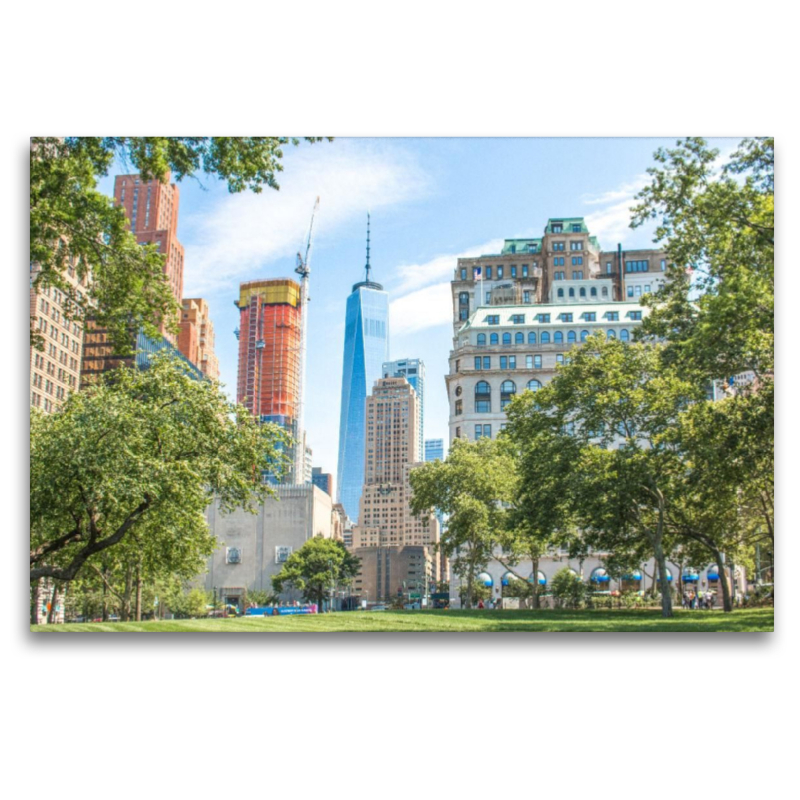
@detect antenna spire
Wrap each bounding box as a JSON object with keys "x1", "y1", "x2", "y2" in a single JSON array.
[{"x1": 365, "y1": 212, "x2": 371, "y2": 282}]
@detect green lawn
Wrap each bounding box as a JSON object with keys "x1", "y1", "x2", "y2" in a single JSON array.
[{"x1": 31, "y1": 608, "x2": 773, "y2": 633}]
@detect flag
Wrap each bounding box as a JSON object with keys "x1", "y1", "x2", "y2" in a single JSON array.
[{"x1": 473, "y1": 267, "x2": 482, "y2": 280}]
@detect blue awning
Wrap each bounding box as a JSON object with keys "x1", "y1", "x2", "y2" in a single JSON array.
[
  {"x1": 683, "y1": 572, "x2": 700, "y2": 583},
  {"x1": 622, "y1": 570, "x2": 643, "y2": 581},
  {"x1": 590, "y1": 568, "x2": 610, "y2": 583},
  {"x1": 477, "y1": 572, "x2": 493, "y2": 587},
  {"x1": 501, "y1": 572, "x2": 514, "y2": 586},
  {"x1": 529, "y1": 571, "x2": 547, "y2": 586}
]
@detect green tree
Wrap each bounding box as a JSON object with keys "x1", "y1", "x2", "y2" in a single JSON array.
[
  {"x1": 30, "y1": 354, "x2": 286, "y2": 585},
  {"x1": 549, "y1": 567, "x2": 589, "y2": 610},
  {"x1": 632, "y1": 137, "x2": 773, "y2": 384},
  {"x1": 30, "y1": 136, "x2": 329, "y2": 353},
  {"x1": 271, "y1": 537, "x2": 360, "y2": 610},
  {"x1": 507, "y1": 334, "x2": 702, "y2": 617},
  {"x1": 408, "y1": 437, "x2": 515, "y2": 609}
]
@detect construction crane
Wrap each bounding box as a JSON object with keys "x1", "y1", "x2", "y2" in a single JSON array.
[{"x1": 294, "y1": 197, "x2": 319, "y2": 484}]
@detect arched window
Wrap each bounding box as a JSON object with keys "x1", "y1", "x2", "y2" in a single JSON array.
[
  {"x1": 580, "y1": 330, "x2": 589, "y2": 342},
  {"x1": 554, "y1": 331, "x2": 563, "y2": 344},
  {"x1": 567, "y1": 330, "x2": 576, "y2": 343},
  {"x1": 515, "y1": 332, "x2": 524, "y2": 344},
  {"x1": 459, "y1": 292, "x2": 469, "y2": 304},
  {"x1": 528, "y1": 331, "x2": 536, "y2": 344},
  {"x1": 490, "y1": 333, "x2": 499, "y2": 345},
  {"x1": 500, "y1": 380, "x2": 517, "y2": 409},
  {"x1": 502, "y1": 332, "x2": 511, "y2": 346},
  {"x1": 527, "y1": 379, "x2": 542, "y2": 392},
  {"x1": 477, "y1": 333, "x2": 486, "y2": 347},
  {"x1": 579, "y1": 287, "x2": 586, "y2": 297},
  {"x1": 541, "y1": 331, "x2": 550, "y2": 344},
  {"x1": 607, "y1": 329, "x2": 616, "y2": 340},
  {"x1": 590, "y1": 287, "x2": 597, "y2": 297},
  {"x1": 557, "y1": 288, "x2": 564, "y2": 298},
  {"x1": 474, "y1": 381, "x2": 491, "y2": 413},
  {"x1": 568, "y1": 288, "x2": 575, "y2": 298},
  {"x1": 601, "y1": 286, "x2": 608, "y2": 297},
  {"x1": 620, "y1": 329, "x2": 630, "y2": 342}
]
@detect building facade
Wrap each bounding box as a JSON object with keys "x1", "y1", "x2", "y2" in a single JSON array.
[
  {"x1": 30, "y1": 264, "x2": 88, "y2": 413},
  {"x1": 234, "y1": 279, "x2": 304, "y2": 485},
  {"x1": 336, "y1": 233, "x2": 390, "y2": 522},
  {"x1": 178, "y1": 298, "x2": 220, "y2": 380},
  {"x1": 311, "y1": 467, "x2": 333, "y2": 496},
  {"x1": 383, "y1": 358, "x2": 425, "y2": 457},
  {"x1": 424, "y1": 438, "x2": 445, "y2": 462},
  {"x1": 113, "y1": 173, "x2": 185, "y2": 344},
  {"x1": 448, "y1": 216, "x2": 667, "y2": 442},
  {"x1": 351, "y1": 545, "x2": 435, "y2": 605}
]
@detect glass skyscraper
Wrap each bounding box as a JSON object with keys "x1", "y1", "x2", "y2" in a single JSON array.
[{"x1": 337, "y1": 217, "x2": 390, "y2": 522}]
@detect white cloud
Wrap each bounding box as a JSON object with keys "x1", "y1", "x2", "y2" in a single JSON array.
[
  {"x1": 581, "y1": 175, "x2": 650, "y2": 247},
  {"x1": 181, "y1": 140, "x2": 429, "y2": 296},
  {"x1": 390, "y1": 280, "x2": 453, "y2": 336}
]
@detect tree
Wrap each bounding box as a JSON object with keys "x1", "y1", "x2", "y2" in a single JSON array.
[
  {"x1": 408, "y1": 437, "x2": 515, "y2": 609},
  {"x1": 549, "y1": 567, "x2": 589, "y2": 610},
  {"x1": 30, "y1": 353, "x2": 286, "y2": 585},
  {"x1": 30, "y1": 136, "x2": 329, "y2": 353},
  {"x1": 271, "y1": 537, "x2": 360, "y2": 609},
  {"x1": 631, "y1": 137, "x2": 774, "y2": 384},
  {"x1": 507, "y1": 334, "x2": 702, "y2": 617}
]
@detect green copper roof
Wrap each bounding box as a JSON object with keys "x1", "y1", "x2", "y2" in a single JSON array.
[
  {"x1": 501, "y1": 238, "x2": 542, "y2": 255},
  {"x1": 545, "y1": 217, "x2": 588, "y2": 234}
]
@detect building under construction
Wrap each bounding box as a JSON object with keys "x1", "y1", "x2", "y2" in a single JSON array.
[{"x1": 235, "y1": 279, "x2": 303, "y2": 484}]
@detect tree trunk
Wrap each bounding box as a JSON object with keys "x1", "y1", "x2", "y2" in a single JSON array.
[
  {"x1": 134, "y1": 562, "x2": 143, "y2": 621},
  {"x1": 120, "y1": 564, "x2": 133, "y2": 621},
  {"x1": 531, "y1": 555, "x2": 540, "y2": 609},
  {"x1": 31, "y1": 579, "x2": 40, "y2": 624},
  {"x1": 711, "y1": 549, "x2": 732, "y2": 612},
  {"x1": 48, "y1": 582, "x2": 60, "y2": 624},
  {"x1": 652, "y1": 497, "x2": 672, "y2": 617}
]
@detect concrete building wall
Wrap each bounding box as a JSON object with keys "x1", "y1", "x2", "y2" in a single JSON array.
[{"x1": 351, "y1": 545, "x2": 435, "y2": 604}]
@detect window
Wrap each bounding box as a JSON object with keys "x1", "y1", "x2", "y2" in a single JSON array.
[
  {"x1": 584, "y1": 312, "x2": 596, "y2": 322},
  {"x1": 556, "y1": 354, "x2": 564, "y2": 365},
  {"x1": 528, "y1": 331, "x2": 536, "y2": 344},
  {"x1": 557, "y1": 288, "x2": 564, "y2": 298},
  {"x1": 568, "y1": 330, "x2": 577, "y2": 343},
  {"x1": 572, "y1": 270, "x2": 583, "y2": 280},
  {"x1": 483, "y1": 356, "x2": 490, "y2": 369},
  {"x1": 635, "y1": 285, "x2": 642, "y2": 297},
  {"x1": 571, "y1": 224, "x2": 582, "y2": 233},
  {"x1": 510, "y1": 266, "x2": 517, "y2": 278},
  {"x1": 455, "y1": 427, "x2": 461, "y2": 438},
  {"x1": 541, "y1": 331, "x2": 550, "y2": 344},
  {"x1": 511, "y1": 314, "x2": 525, "y2": 324},
  {"x1": 570, "y1": 241, "x2": 583, "y2": 251},
  {"x1": 538, "y1": 314, "x2": 550, "y2": 323},
  {"x1": 625, "y1": 260, "x2": 649, "y2": 272},
  {"x1": 620, "y1": 329, "x2": 630, "y2": 342},
  {"x1": 580, "y1": 288, "x2": 587, "y2": 298},
  {"x1": 515, "y1": 332, "x2": 524, "y2": 344},
  {"x1": 553, "y1": 242, "x2": 565, "y2": 251},
  {"x1": 527, "y1": 379, "x2": 542, "y2": 391},
  {"x1": 490, "y1": 333, "x2": 499, "y2": 345},
  {"x1": 455, "y1": 399, "x2": 463, "y2": 415},
  {"x1": 497, "y1": 266, "x2": 504, "y2": 279},
  {"x1": 607, "y1": 311, "x2": 619, "y2": 321},
  {"x1": 502, "y1": 332, "x2": 511, "y2": 346},
  {"x1": 500, "y1": 356, "x2": 516, "y2": 370},
  {"x1": 487, "y1": 315, "x2": 500, "y2": 325},
  {"x1": 660, "y1": 259, "x2": 666, "y2": 271},
  {"x1": 580, "y1": 330, "x2": 590, "y2": 342},
  {"x1": 552, "y1": 223, "x2": 563, "y2": 233},
  {"x1": 459, "y1": 292, "x2": 469, "y2": 305},
  {"x1": 475, "y1": 424, "x2": 491, "y2": 439},
  {"x1": 477, "y1": 333, "x2": 486, "y2": 347},
  {"x1": 554, "y1": 271, "x2": 565, "y2": 280},
  {"x1": 554, "y1": 331, "x2": 563, "y2": 344},
  {"x1": 486, "y1": 292, "x2": 492, "y2": 303},
  {"x1": 523, "y1": 291, "x2": 531, "y2": 303},
  {"x1": 526, "y1": 355, "x2": 533, "y2": 369},
  {"x1": 475, "y1": 381, "x2": 491, "y2": 413},
  {"x1": 486, "y1": 266, "x2": 493, "y2": 279},
  {"x1": 572, "y1": 256, "x2": 583, "y2": 265},
  {"x1": 554, "y1": 257, "x2": 565, "y2": 266},
  {"x1": 629, "y1": 311, "x2": 642, "y2": 321},
  {"x1": 459, "y1": 308, "x2": 468, "y2": 320},
  {"x1": 474, "y1": 356, "x2": 482, "y2": 370},
  {"x1": 500, "y1": 380, "x2": 517, "y2": 409},
  {"x1": 460, "y1": 268, "x2": 467, "y2": 280},
  {"x1": 644, "y1": 284, "x2": 651, "y2": 293},
  {"x1": 590, "y1": 287, "x2": 597, "y2": 297},
  {"x1": 522, "y1": 265, "x2": 529, "y2": 277},
  {"x1": 601, "y1": 286, "x2": 608, "y2": 297},
  {"x1": 534, "y1": 354, "x2": 542, "y2": 368},
  {"x1": 606, "y1": 262, "x2": 613, "y2": 274},
  {"x1": 627, "y1": 286, "x2": 634, "y2": 298},
  {"x1": 568, "y1": 288, "x2": 575, "y2": 298},
  {"x1": 607, "y1": 329, "x2": 616, "y2": 340}
]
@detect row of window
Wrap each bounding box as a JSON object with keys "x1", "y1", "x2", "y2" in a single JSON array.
[
  {"x1": 477, "y1": 329, "x2": 631, "y2": 346},
  {"x1": 466, "y1": 264, "x2": 534, "y2": 281}
]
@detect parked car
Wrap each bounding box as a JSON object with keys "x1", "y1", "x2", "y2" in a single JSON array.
[
  {"x1": 370, "y1": 604, "x2": 388, "y2": 612},
  {"x1": 403, "y1": 602, "x2": 421, "y2": 610}
]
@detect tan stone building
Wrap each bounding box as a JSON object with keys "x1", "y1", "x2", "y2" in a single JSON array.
[
  {"x1": 178, "y1": 297, "x2": 220, "y2": 380},
  {"x1": 350, "y1": 545, "x2": 435, "y2": 605},
  {"x1": 29, "y1": 263, "x2": 89, "y2": 413}
]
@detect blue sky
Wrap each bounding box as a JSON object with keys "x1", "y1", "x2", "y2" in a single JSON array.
[{"x1": 96, "y1": 137, "x2": 739, "y2": 489}]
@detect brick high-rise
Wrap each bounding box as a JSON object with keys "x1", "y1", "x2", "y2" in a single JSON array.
[
  {"x1": 114, "y1": 173, "x2": 184, "y2": 343},
  {"x1": 179, "y1": 298, "x2": 220, "y2": 380},
  {"x1": 234, "y1": 278, "x2": 304, "y2": 484}
]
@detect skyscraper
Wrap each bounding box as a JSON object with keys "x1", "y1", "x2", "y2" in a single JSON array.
[
  {"x1": 383, "y1": 358, "x2": 425, "y2": 459},
  {"x1": 424, "y1": 439, "x2": 445, "y2": 462},
  {"x1": 113, "y1": 174, "x2": 184, "y2": 344},
  {"x1": 337, "y1": 216, "x2": 390, "y2": 522},
  {"x1": 235, "y1": 278, "x2": 304, "y2": 484},
  {"x1": 179, "y1": 298, "x2": 220, "y2": 380}
]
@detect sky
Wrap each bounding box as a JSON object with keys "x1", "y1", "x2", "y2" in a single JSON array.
[{"x1": 96, "y1": 137, "x2": 739, "y2": 491}]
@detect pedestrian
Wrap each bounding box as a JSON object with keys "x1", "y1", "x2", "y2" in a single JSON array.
[{"x1": 477, "y1": 599, "x2": 485, "y2": 609}]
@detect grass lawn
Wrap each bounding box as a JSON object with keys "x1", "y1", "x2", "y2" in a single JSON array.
[{"x1": 31, "y1": 607, "x2": 773, "y2": 633}]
